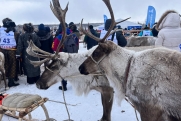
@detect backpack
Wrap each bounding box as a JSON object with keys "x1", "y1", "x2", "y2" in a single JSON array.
[{"x1": 63, "y1": 34, "x2": 78, "y2": 53}]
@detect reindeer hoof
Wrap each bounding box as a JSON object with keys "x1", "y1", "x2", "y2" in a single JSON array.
[{"x1": 5, "y1": 87, "x2": 10, "y2": 90}]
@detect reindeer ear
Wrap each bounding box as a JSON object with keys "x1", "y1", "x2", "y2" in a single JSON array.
[{"x1": 99, "y1": 42, "x2": 112, "y2": 54}]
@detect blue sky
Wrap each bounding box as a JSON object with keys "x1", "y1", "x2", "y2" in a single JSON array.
[{"x1": 0, "y1": 0, "x2": 180, "y2": 25}]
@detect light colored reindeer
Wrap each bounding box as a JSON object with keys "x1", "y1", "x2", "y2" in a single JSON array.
[
  {"x1": 0, "y1": 52, "x2": 7, "y2": 90},
  {"x1": 27, "y1": 42, "x2": 114, "y2": 121},
  {"x1": 78, "y1": 0, "x2": 181, "y2": 121},
  {"x1": 126, "y1": 36, "x2": 156, "y2": 47}
]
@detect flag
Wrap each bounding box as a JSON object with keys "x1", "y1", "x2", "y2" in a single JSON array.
[
  {"x1": 103, "y1": 15, "x2": 108, "y2": 24},
  {"x1": 146, "y1": 6, "x2": 156, "y2": 28}
]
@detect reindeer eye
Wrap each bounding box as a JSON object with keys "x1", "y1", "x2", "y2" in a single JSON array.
[{"x1": 93, "y1": 52, "x2": 98, "y2": 57}]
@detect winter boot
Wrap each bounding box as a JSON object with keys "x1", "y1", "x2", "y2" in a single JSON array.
[
  {"x1": 8, "y1": 78, "x2": 19, "y2": 87},
  {"x1": 27, "y1": 77, "x2": 35, "y2": 84},
  {"x1": 59, "y1": 79, "x2": 67, "y2": 91}
]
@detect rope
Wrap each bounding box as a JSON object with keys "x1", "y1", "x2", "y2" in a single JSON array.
[
  {"x1": 46, "y1": 66, "x2": 72, "y2": 120},
  {"x1": 58, "y1": 74, "x2": 71, "y2": 121},
  {"x1": 48, "y1": 99, "x2": 79, "y2": 106},
  {"x1": 125, "y1": 98, "x2": 139, "y2": 121}
]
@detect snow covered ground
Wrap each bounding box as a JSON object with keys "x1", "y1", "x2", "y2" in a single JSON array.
[{"x1": 2, "y1": 43, "x2": 141, "y2": 121}]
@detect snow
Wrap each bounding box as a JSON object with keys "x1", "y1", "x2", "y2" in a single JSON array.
[{"x1": 2, "y1": 43, "x2": 141, "y2": 121}]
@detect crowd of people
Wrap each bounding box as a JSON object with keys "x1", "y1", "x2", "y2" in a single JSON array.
[
  {"x1": 0, "y1": 10, "x2": 181, "y2": 91},
  {"x1": 0, "y1": 19, "x2": 81, "y2": 90}
]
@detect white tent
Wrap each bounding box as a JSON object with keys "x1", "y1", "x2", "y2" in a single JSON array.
[{"x1": 96, "y1": 18, "x2": 142, "y2": 30}]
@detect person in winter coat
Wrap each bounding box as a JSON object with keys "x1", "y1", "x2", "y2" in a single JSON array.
[
  {"x1": 155, "y1": 10, "x2": 181, "y2": 51},
  {"x1": 36, "y1": 24, "x2": 53, "y2": 54},
  {"x1": 16, "y1": 23, "x2": 41, "y2": 84},
  {"x1": 0, "y1": 18, "x2": 19, "y2": 87},
  {"x1": 151, "y1": 23, "x2": 159, "y2": 37},
  {"x1": 69, "y1": 22, "x2": 80, "y2": 49},
  {"x1": 116, "y1": 26, "x2": 127, "y2": 47},
  {"x1": 100, "y1": 22, "x2": 127, "y2": 47},
  {"x1": 84, "y1": 25, "x2": 98, "y2": 50},
  {"x1": 52, "y1": 23, "x2": 78, "y2": 91},
  {"x1": 138, "y1": 26, "x2": 153, "y2": 36},
  {"x1": 52, "y1": 23, "x2": 79, "y2": 52}
]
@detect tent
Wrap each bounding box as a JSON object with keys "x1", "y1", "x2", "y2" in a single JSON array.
[{"x1": 96, "y1": 18, "x2": 142, "y2": 30}]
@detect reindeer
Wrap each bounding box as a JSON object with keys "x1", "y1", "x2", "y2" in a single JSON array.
[
  {"x1": 126, "y1": 36, "x2": 156, "y2": 47},
  {"x1": 78, "y1": 0, "x2": 181, "y2": 121},
  {"x1": 27, "y1": 42, "x2": 114, "y2": 121},
  {"x1": 26, "y1": 0, "x2": 116, "y2": 121},
  {"x1": 0, "y1": 52, "x2": 7, "y2": 90}
]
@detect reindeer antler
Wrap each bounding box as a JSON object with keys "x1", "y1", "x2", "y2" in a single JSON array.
[
  {"x1": 26, "y1": 40, "x2": 55, "y2": 59},
  {"x1": 26, "y1": 0, "x2": 69, "y2": 67},
  {"x1": 80, "y1": 0, "x2": 130, "y2": 43},
  {"x1": 50, "y1": 0, "x2": 69, "y2": 55}
]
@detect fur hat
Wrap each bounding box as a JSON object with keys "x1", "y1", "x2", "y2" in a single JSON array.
[
  {"x1": 45, "y1": 26, "x2": 50, "y2": 33},
  {"x1": 38, "y1": 24, "x2": 45, "y2": 31},
  {"x1": 117, "y1": 25, "x2": 122, "y2": 29},
  {"x1": 23, "y1": 23, "x2": 34, "y2": 33},
  {"x1": 105, "y1": 19, "x2": 115, "y2": 31},
  {"x1": 69, "y1": 22, "x2": 74, "y2": 27},
  {"x1": 156, "y1": 10, "x2": 178, "y2": 30},
  {"x1": 89, "y1": 25, "x2": 93, "y2": 29},
  {"x1": 2, "y1": 18, "x2": 16, "y2": 28}
]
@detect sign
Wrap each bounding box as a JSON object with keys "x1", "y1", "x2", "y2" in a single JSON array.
[
  {"x1": 179, "y1": 44, "x2": 181, "y2": 51},
  {"x1": 127, "y1": 26, "x2": 142, "y2": 30},
  {"x1": 0, "y1": 31, "x2": 16, "y2": 49},
  {"x1": 146, "y1": 6, "x2": 156, "y2": 28}
]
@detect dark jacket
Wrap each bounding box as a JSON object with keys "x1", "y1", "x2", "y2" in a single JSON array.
[
  {"x1": 16, "y1": 32, "x2": 41, "y2": 77},
  {"x1": 84, "y1": 29, "x2": 98, "y2": 50},
  {"x1": 37, "y1": 30, "x2": 54, "y2": 53},
  {"x1": 152, "y1": 26, "x2": 159, "y2": 37},
  {"x1": 116, "y1": 31, "x2": 127, "y2": 47}
]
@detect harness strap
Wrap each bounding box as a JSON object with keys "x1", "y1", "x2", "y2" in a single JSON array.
[{"x1": 90, "y1": 54, "x2": 107, "y2": 76}]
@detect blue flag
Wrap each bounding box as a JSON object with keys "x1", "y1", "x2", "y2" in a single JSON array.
[
  {"x1": 103, "y1": 15, "x2": 108, "y2": 23},
  {"x1": 146, "y1": 6, "x2": 156, "y2": 28}
]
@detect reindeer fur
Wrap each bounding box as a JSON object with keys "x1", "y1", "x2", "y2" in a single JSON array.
[
  {"x1": 126, "y1": 36, "x2": 156, "y2": 47},
  {"x1": 57, "y1": 47, "x2": 110, "y2": 96},
  {"x1": 37, "y1": 46, "x2": 113, "y2": 121},
  {"x1": 80, "y1": 41, "x2": 181, "y2": 121},
  {"x1": 0, "y1": 52, "x2": 6, "y2": 89}
]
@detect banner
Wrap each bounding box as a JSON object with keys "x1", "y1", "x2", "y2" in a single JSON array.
[
  {"x1": 103, "y1": 15, "x2": 108, "y2": 24},
  {"x1": 146, "y1": 6, "x2": 156, "y2": 28}
]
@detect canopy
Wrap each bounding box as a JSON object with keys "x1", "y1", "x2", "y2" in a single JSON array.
[{"x1": 96, "y1": 18, "x2": 142, "y2": 30}]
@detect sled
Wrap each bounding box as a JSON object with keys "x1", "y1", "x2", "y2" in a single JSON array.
[
  {"x1": 3, "y1": 111, "x2": 56, "y2": 121},
  {"x1": 0, "y1": 93, "x2": 55, "y2": 121}
]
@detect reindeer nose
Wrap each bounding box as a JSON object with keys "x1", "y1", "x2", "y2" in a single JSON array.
[{"x1": 79, "y1": 64, "x2": 89, "y2": 75}]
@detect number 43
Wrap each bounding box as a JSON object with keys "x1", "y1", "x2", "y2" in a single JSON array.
[{"x1": 3, "y1": 38, "x2": 10, "y2": 43}]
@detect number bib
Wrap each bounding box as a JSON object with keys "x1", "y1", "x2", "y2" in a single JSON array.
[
  {"x1": 0, "y1": 31, "x2": 16, "y2": 49},
  {"x1": 142, "y1": 30, "x2": 151, "y2": 36}
]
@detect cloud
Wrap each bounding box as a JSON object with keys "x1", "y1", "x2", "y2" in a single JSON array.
[{"x1": 0, "y1": 0, "x2": 181, "y2": 25}]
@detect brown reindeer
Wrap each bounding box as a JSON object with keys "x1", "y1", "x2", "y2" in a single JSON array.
[
  {"x1": 26, "y1": 0, "x2": 116, "y2": 120},
  {"x1": 78, "y1": 0, "x2": 181, "y2": 121}
]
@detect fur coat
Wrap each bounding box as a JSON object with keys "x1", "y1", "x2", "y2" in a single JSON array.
[
  {"x1": 16, "y1": 32, "x2": 41, "y2": 77},
  {"x1": 155, "y1": 10, "x2": 181, "y2": 51}
]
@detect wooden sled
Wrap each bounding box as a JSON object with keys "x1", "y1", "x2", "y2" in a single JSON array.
[
  {"x1": 0, "y1": 93, "x2": 55, "y2": 121},
  {"x1": 4, "y1": 111, "x2": 56, "y2": 121}
]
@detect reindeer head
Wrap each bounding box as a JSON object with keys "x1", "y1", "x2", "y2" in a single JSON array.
[
  {"x1": 79, "y1": 0, "x2": 130, "y2": 75},
  {"x1": 26, "y1": 0, "x2": 69, "y2": 89}
]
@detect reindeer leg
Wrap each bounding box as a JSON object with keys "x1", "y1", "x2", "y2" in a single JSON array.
[
  {"x1": 94, "y1": 86, "x2": 113, "y2": 121},
  {"x1": 138, "y1": 104, "x2": 165, "y2": 121},
  {"x1": 1, "y1": 70, "x2": 7, "y2": 90}
]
